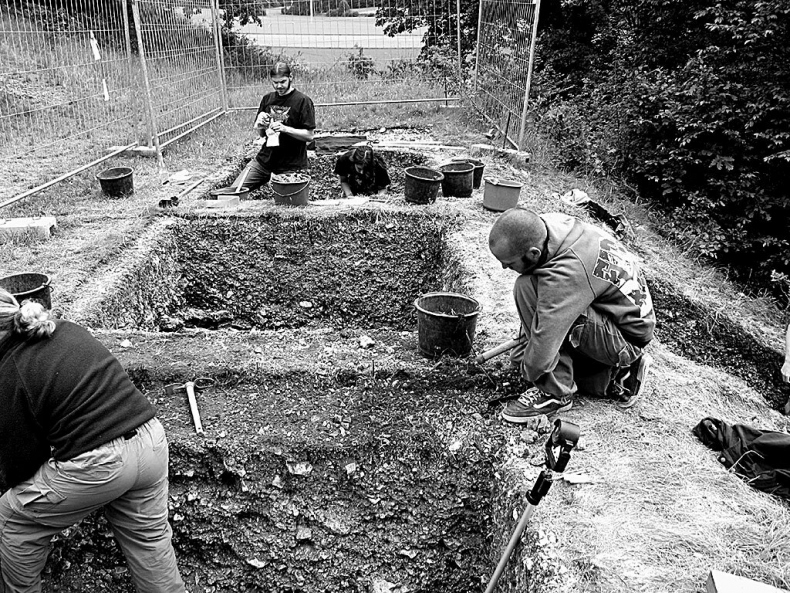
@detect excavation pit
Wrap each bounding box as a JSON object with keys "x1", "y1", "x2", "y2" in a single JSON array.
[
  {"x1": 77, "y1": 210, "x2": 463, "y2": 333},
  {"x1": 166, "y1": 211, "x2": 456, "y2": 332},
  {"x1": 215, "y1": 150, "x2": 429, "y2": 202},
  {"x1": 41, "y1": 360, "x2": 506, "y2": 593},
  {"x1": 649, "y1": 277, "x2": 790, "y2": 410}
]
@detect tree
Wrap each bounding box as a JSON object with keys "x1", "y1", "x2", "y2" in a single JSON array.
[{"x1": 533, "y1": 0, "x2": 790, "y2": 288}]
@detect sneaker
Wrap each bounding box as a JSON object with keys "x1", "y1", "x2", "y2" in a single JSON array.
[
  {"x1": 501, "y1": 387, "x2": 573, "y2": 423},
  {"x1": 609, "y1": 353, "x2": 653, "y2": 409}
]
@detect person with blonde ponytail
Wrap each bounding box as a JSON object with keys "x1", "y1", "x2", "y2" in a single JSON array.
[{"x1": 0, "y1": 288, "x2": 184, "y2": 592}]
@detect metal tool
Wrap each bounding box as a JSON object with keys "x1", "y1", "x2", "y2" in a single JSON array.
[
  {"x1": 164, "y1": 377, "x2": 215, "y2": 434},
  {"x1": 234, "y1": 165, "x2": 251, "y2": 194},
  {"x1": 159, "y1": 176, "x2": 207, "y2": 208},
  {"x1": 484, "y1": 419, "x2": 580, "y2": 593},
  {"x1": 474, "y1": 335, "x2": 527, "y2": 364}
]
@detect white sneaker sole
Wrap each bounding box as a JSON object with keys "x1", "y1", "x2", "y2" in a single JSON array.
[{"x1": 617, "y1": 353, "x2": 652, "y2": 409}]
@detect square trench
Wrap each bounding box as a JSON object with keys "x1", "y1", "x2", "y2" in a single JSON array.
[{"x1": 45, "y1": 207, "x2": 548, "y2": 593}]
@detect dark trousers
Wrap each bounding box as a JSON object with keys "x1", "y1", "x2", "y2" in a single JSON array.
[
  {"x1": 510, "y1": 274, "x2": 642, "y2": 398},
  {"x1": 232, "y1": 160, "x2": 303, "y2": 192}
]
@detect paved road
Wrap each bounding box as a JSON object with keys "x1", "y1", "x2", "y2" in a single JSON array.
[{"x1": 193, "y1": 7, "x2": 426, "y2": 65}]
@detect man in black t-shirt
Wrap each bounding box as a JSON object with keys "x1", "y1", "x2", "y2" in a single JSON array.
[{"x1": 232, "y1": 62, "x2": 316, "y2": 192}]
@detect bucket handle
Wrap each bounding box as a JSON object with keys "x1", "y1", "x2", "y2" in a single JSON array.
[{"x1": 272, "y1": 183, "x2": 309, "y2": 198}]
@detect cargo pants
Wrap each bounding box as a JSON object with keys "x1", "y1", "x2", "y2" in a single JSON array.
[
  {"x1": 510, "y1": 274, "x2": 643, "y2": 398},
  {"x1": 0, "y1": 417, "x2": 185, "y2": 593}
]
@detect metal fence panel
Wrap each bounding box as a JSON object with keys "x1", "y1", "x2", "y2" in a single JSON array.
[
  {"x1": 0, "y1": 0, "x2": 461, "y2": 204},
  {"x1": 219, "y1": 0, "x2": 459, "y2": 109},
  {"x1": 134, "y1": 0, "x2": 224, "y2": 148},
  {"x1": 0, "y1": 0, "x2": 141, "y2": 201},
  {"x1": 471, "y1": 0, "x2": 539, "y2": 151}
]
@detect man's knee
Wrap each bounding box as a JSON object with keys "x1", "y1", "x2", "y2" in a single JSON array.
[{"x1": 238, "y1": 161, "x2": 271, "y2": 190}]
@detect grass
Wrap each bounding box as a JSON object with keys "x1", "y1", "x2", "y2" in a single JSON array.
[
  {"x1": 3, "y1": 8, "x2": 790, "y2": 593},
  {"x1": 3, "y1": 100, "x2": 790, "y2": 592},
  {"x1": 1, "y1": 6, "x2": 458, "y2": 203}
]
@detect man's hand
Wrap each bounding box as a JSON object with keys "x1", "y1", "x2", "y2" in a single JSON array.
[
  {"x1": 782, "y1": 359, "x2": 790, "y2": 383},
  {"x1": 270, "y1": 121, "x2": 287, "y2": 134},
  {"x1": 254, "y1": 112, "x2": 271, "y2": 129}
]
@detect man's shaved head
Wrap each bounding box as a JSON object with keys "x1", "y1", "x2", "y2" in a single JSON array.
[{"x1": 488, "y1": 208, "x2": 547, "y2": 274}]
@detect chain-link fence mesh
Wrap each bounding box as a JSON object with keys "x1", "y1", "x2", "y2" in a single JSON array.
[
  {"x1": 471, "y1": 0, "x2": 539, "y2": 151},
  {"x1": 0, "y1": 0, "x2": 141, "y2": 201},
  {"x1": 133, "y1": 0, "x2": 224, "y2": 148},
  {"x1": 0, "y1": 0, "x2": 226, "y2": 202},
  {"x1": 1, "y1": 0, "x2": 466, "y2": 203},
  {"x1": 220, "y1": 0, "x2": 459, "y2": 110}
]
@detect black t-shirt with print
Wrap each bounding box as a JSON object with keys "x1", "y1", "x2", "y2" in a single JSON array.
[
  {"x1": 333, "y1": 150, "x2": 391, "y2": 195},
  {"x1": 255, "y1": 89, "x2": 316, "y2": 173}
]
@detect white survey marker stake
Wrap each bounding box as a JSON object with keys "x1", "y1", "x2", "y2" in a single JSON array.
[{"x1": 89, "y1": 30, "x2": 101, "y2": 61}]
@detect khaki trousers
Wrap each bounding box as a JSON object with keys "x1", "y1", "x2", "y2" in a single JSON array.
[{"x1": 0, "y1": 418, "x2": 184, "y2": 593}]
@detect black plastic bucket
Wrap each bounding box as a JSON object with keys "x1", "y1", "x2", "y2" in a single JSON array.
[
  {"x1": 414, "y1": 292, "x2": 481, "y2": 358},
  {"x1": 404, "y1": 166, "x2": 444, "y2": 204},
  {"x1": 439, "y1": 162, "x2": 474, "y2": 197},
  {"x1": 451, "y1": 158, "x2": 485, "y2": 189},
  {"x1": 97, "y1": 167, "x2": 134, "y2": 198},
  {"x1": 0, "y1": 272, "x2": 52, "y2": 309}
]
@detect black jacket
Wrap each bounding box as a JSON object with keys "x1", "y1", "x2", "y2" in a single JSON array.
[{"x1": 693, "y1": 416, "x2": 790, "y2": 500}]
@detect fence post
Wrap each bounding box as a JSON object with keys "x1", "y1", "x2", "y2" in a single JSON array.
[
  {"x1": 456, "y1": 0, "x2": 463, "y2": 81},
  {"x1": 211, "y1": 0, "x2": 229, "y2": 111},
  {"x1": 517, "y1": 0, "x2": 542, "y2": 151},
  {"x1": 473, "y1": 0, "x2": 485, "y2": 93},
  {"x1": 131, "y1": 0, "x2": 164, "y2": 167},
  {"x1": 121, "y1": 0, "x2": 150, "y2": 146}
]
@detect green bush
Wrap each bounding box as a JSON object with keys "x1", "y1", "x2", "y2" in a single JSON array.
[
  {"x1": 533, "y1": 0, "x2": 790, "y2": 290},
  {"x1": 346, "y1": 45, "x2": 375, "y2": 79}
]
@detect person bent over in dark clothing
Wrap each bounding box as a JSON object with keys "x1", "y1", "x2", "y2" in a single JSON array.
[{"x1": 334, "y1": 145, "x2": 391, "y2": 197}]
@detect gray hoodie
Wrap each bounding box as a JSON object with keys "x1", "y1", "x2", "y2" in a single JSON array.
[{"x1": 522, "y1": 213, "x2": 655, "y2": 377}]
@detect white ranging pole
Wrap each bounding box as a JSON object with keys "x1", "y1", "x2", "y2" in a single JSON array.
[
  {"x1": 517, "y1": 0, "x2": 542, "y2": 151},
  {"x1": 131, "y1": 0, "x2": 164, "y2": 168}
]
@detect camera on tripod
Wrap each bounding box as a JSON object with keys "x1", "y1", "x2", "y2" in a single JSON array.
[{"x1": 485, "y1": 418, "x2": 581, "y2": 593}]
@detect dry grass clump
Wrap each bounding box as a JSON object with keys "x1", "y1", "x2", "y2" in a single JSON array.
[
  {"x1": 527, "y1": 347, "x2": 790, "y2": 593},
  {"x1": 449, "y1": 153, "x2": 790, "y2": 592}
]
